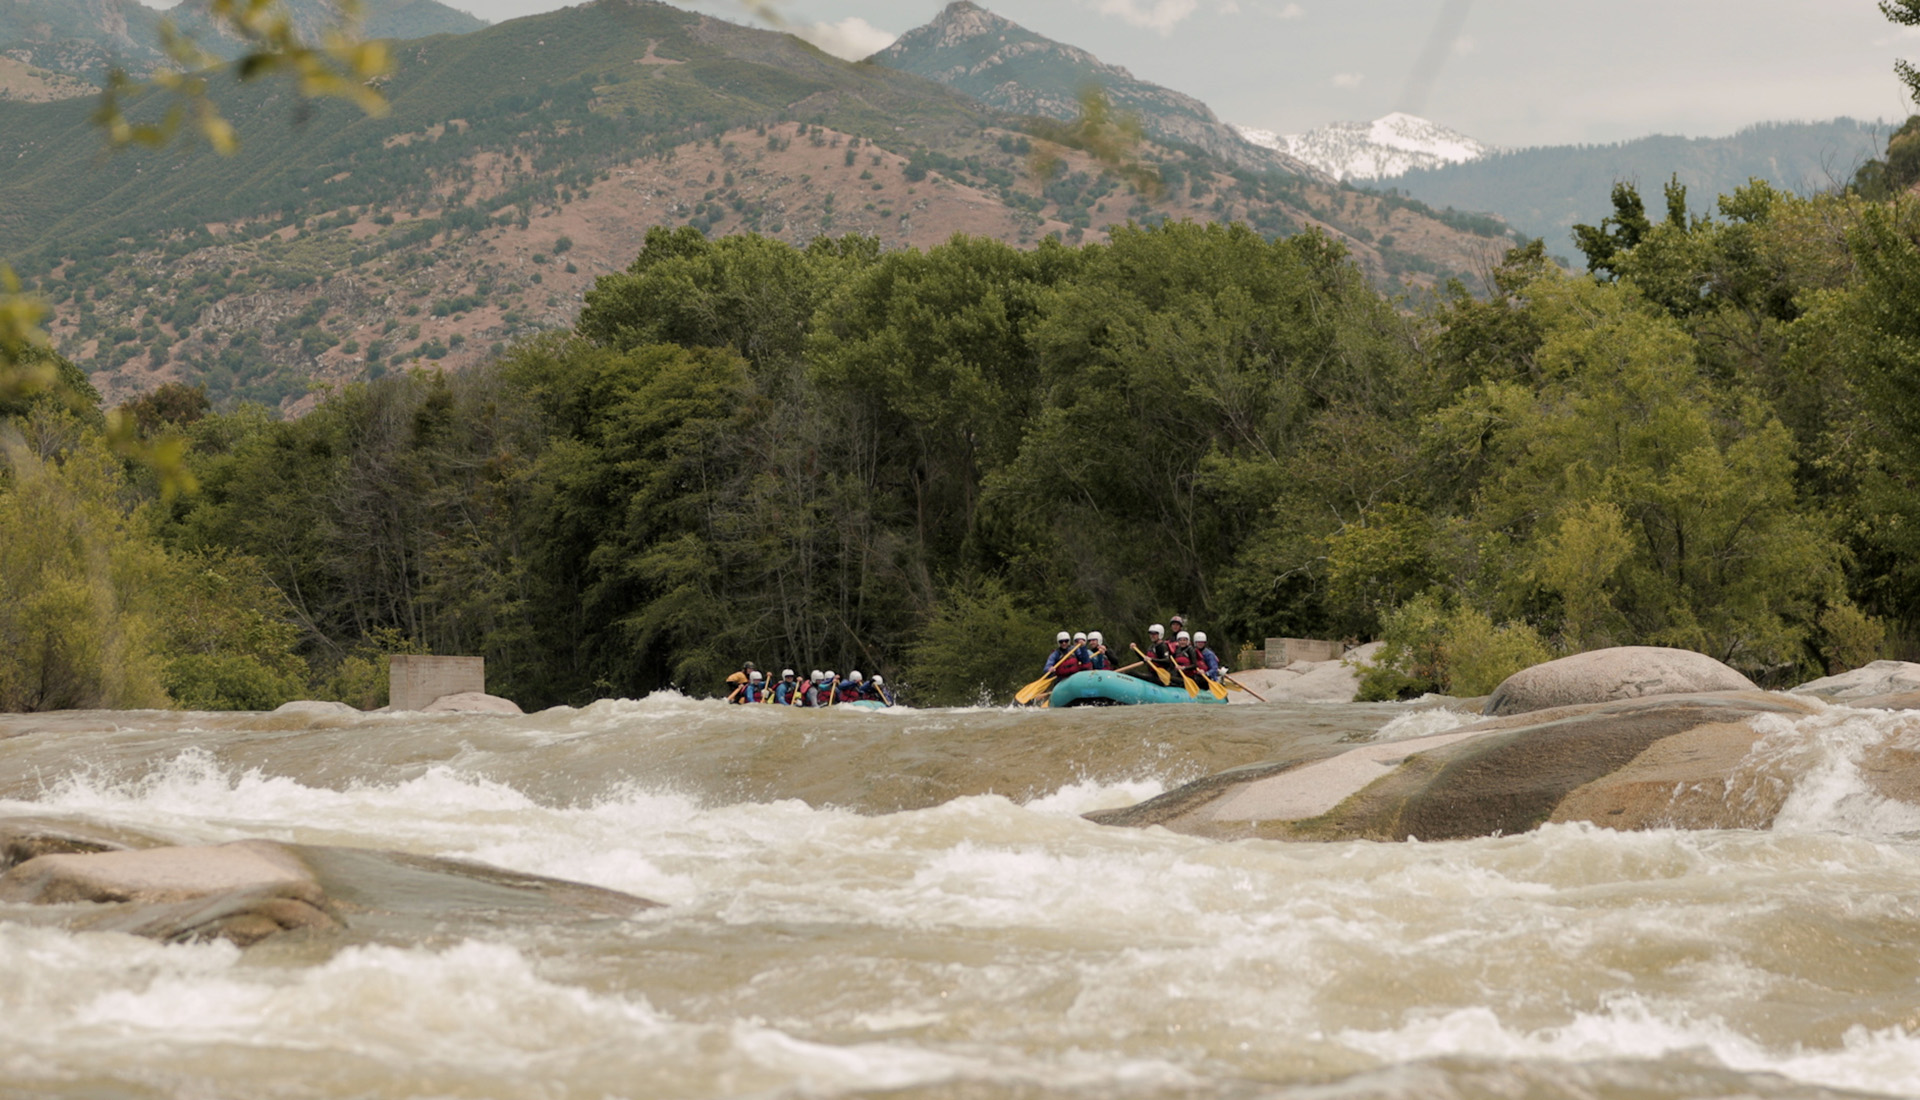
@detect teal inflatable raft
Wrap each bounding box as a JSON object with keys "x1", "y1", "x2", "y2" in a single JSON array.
[
  {"x1": 1047, "y1": 670, "x2": 1227, "y2": 708},
  {"x1": 838, "y1": 699, "x2": 892, "y2": 710}
]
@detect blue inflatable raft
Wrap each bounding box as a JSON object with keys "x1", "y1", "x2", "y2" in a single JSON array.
[{"x1": 1047, "y1": 670, "x2": 1228, "y2": 708}]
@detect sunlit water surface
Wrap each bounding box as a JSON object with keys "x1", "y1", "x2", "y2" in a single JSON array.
[{"x1": 4, "y1": 693, "x2": 1920, "y2": 1099}]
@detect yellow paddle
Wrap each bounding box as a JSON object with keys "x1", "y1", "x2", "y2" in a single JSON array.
[
  {"x1": 1013, "y1": 670, "x2": 1058, "y2": 706},
  {"x1": 1129, "y1": 644, "x2": 1172, "y2": 686},
  {"x1": 1173, "y1": 660, "x2": 1201, "y2": 698},
  {"x1": 1221, "y1": 672, "x2": 1267, "y2": 702},
  {"x1": 1015, "y1": 642, "x2": 1084, "y2": 706}
]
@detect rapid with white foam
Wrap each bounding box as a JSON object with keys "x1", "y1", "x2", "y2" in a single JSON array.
[{"x1": 7, "y1": 697, "x2": 1920, "y2": 1098}]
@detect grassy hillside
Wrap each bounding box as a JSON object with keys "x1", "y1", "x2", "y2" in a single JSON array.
[
  {"x1": 1387, "y1": 119, "x2": 1887, "y2": 253},
  {"x1": 0, "y1": 0, "x2": 1517, "y2": 412}
]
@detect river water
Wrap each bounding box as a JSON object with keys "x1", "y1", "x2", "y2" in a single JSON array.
[{"x1": 5, "y1": 693, "x2": 1920, "y2": 1099}]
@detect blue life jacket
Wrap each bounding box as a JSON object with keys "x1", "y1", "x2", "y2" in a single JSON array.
[
  {"x1": 773, "y1": 681, "x2": 794, "y2": 705},
  {"x1": 1200, "y1": 648, "x2": 1221, "y2": 678}
]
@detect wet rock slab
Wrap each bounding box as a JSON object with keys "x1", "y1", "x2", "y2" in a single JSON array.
[
  {"x1": 1089, "y1": 691, "x2": 1829, "y2": 841},
  {"x1": 0, "y1": 820, "x2": 659, "y2": 948}
]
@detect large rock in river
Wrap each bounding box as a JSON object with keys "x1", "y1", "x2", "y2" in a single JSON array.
[
  {"x1": 423, "y1": 691, "x2": 524, "y2": 715},
  {"x1": 1484, "y1": 646, "x2": 1755, "y2": 717},
  {"x1": 0, "y1": 826, "x2": 658, "y2": 947},
  {"x1": 1790, "y1": 660, "x2": 1920, "y2": 702},
  {"x1": 1087, "y1": 691, "x2": 1826, "y2": 842}
]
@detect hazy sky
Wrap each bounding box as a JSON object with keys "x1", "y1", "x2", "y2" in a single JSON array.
[{"x1": 147, "y1": 0, "x2": 1919, "y2": 147}]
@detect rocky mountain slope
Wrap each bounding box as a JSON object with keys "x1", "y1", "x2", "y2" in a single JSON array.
[
  {"x1": 0, "y1": 0, "x2": 1517, "y2": 412},
  {"x1": 872, "y1": 0, "x2": 1319, "y2": 179},
  {"x1": 1238, "y1": 112, "x2": 1491, "y2": 182},
  {"x1": 0, "y1": 0, "x2": 165, "y2": 83}
]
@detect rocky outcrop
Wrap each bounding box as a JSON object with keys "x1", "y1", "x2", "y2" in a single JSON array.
[
  {"x1": 1790, "y1": 661, "x2": 1920, "y2": 702},
  {"x1": 0, "y1": 826, "x2": 659, "y2": 947},
  {"x1": 1484, "y1": 646, "x2": 1755, "y2": 717},
  {"x1": 1226, "y1": 642, "x2": 1381, "y2": 704},
  {"x1": 1087, "y1": 691, "x2": 1822, "y2": 841},
  {"x1": 423, "y1": 692, "x2": 524, "y2": 715}
]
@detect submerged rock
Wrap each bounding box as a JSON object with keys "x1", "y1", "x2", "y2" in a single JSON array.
[
  {"x1": 1790, "y1": 660, "x2": 1920, "y2": 702},
  {"x1": 1484, "y1": 646, "x2": 1755, "y2": 717},
  {"x1": 0, "y1": 829, "x2": 658, "y2": 948},
  {"x1": 423, "y1": 692, "x2": 524, "y2": 715},
  {"x1": 0, "y1": 839, "x2": 341, "y2": 946},
  {"x1": 0, "y1": 839, "x2": 318, "y2": 905},
  {"x1": 272, "y1": 700, "x2": 362, "y2": 718},
  {"x1": 1087, "y1": 691, "x2": 1822, "y2": 841},
  {"x1": 0, "y1": 815, "x2": 170, "y2": 871}
]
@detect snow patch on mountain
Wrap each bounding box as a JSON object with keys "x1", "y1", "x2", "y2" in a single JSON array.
[{"x1": 1236, "y1": 113, "x2": 1492, "y2": 181}]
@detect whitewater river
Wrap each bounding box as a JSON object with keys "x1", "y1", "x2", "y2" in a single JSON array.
[{"x1": 6, "y1": 693, "x2": 1920, "y2": 1099}]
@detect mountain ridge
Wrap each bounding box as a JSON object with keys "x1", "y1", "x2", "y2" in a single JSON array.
[
  {"x1": 871, "y1": 1, "x2": 1322, "y2": 180},
  {"x1": 1386, "y1": 117, "x2": 1887, "y2": 249}
]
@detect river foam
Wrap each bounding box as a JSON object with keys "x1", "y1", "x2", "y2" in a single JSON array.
[{"x1": 7, "y1": 698, "x2": 1920, "y2": 1097}]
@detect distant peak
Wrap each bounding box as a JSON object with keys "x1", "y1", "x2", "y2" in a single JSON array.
[
  {"x1": 925, "y1": 0, "x2": 1015, "y2": 33},
  {"x1": 1234, "y1": 113, "x2": 1490, "y2": 181}
]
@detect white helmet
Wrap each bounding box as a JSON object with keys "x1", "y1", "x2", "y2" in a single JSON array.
[
  {"x1": 1149, "y1": 624, "x2": 1164, "y2": 635},
  {"x1": 873, "y1": 675, "x2": 884, "y2": 685},
  {"x1": 1056, "y1": 631, "x2": 1071, "y2": 642},
  {"x1": 850, "y1": 671, "x2": 864, "y2": 682},
  {"x1": 826, "y1": 671, "x2": 837, "y2": 680},
  {"x1": 782, "y1": 668, "x2": 795, "y2": 678},
  {"x1": 1090, "y1": 631, "x2": 1103, "y2": 643},
  {"x1": 1193, "y1": 632, "x2": 1207, "y2": 644},
  {"x1": 811, "y1": 670, "x2": 823, "y2": 681},
  {"x1": 749, "y1": 671, "x2": 764, "y2": 682},
  {"x1": 1072, "y1": 632, "x2": 1087, "y2": 642},
  {"x1": 1176, "y1": 631, "x2": 1191, "y2": 642}
]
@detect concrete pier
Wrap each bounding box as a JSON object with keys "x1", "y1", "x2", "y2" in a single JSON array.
[{"x1": 389, "y1": 656, "x2": 485, "y2": 711}]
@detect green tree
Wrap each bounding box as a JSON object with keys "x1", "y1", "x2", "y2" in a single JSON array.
[
  {"x1": 1425, "y1": 270, "x2": 1841, "y2": 672},
  {"x1": 1883, "y1": 0, "x2": 1920, "y2": 105}
]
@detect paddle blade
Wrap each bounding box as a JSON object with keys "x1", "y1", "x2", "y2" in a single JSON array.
[
  {"x1": 1013, "y1": 676, "x2": 1054, "y2": 705},
  {"x1": 1209, "y1": 677, "x2": 1228, "y2": 700}
]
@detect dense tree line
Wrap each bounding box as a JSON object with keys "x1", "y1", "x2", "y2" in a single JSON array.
[{"x1": 10, "y1": 167, "x2": 1920, "y2": 710}]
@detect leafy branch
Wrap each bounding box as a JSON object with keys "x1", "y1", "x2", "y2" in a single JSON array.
[
  {"x1": 1025, "y1": 86, "x2": 1162, "y2": 199},
  {"x1": 95, "y1": 0, "x2": 393, "y2": 155}
]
